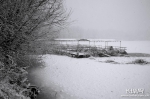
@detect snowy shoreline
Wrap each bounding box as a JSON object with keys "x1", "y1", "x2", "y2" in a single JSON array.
[{"x1": 29, "y1": 54, "x2": 150, "y2": 99}]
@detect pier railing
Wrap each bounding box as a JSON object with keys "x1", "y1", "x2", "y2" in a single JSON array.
[{"x1": 53, "y1": 44, "x2": 126, "y2": 52}]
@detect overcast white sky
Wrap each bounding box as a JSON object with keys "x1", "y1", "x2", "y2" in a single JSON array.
[{"x1": 62, "y1": 0, "x2": 150, "y2": 40}]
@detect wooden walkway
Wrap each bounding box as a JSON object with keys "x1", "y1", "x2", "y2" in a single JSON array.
[
  {"x1": 54, "y1": 45, "x2": 127, "y2": 58},
  {"x1": 59, "y1": 49, "x2": 90, "y2": 58},
  {"x1": 50, "y1": 39, "x2": 127, "y2": 58}
]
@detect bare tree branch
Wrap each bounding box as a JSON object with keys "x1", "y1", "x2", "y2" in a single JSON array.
[{"x1": 0, "y1": 0, "x2": 70, "y2": 55}]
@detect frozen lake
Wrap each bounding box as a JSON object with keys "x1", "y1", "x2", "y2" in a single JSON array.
[{"x1": 122, "y1": 41, "x2": 150, "y2": 54}]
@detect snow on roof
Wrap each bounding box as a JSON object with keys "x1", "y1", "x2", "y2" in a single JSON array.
[
  {"x1": 87, "y1": 39, "x2": 119, "y2": 42},
  {"x1": 54, "y1": 38, "x2": 77, "y2": 41},
  {"x1": 54, "y1": 38, "x2": 120, "y2": 42}
]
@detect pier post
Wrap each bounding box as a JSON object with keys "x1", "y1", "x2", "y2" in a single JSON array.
[
  {"x1": 107, "y1": 41, "x2": 109, "y2": 47},
  {"x1": 105, "y1": 41, "x2": 106, "y2": 49},
  {"x1": 89, "y1": 41, "x2": 90, "y2": 46},
  {"x1": 120, "y1": 41, "x2": 121, "y2": 51}
]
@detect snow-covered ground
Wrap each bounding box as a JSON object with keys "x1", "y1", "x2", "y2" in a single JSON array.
[
  {"x1": 32, "y1": 55, "x2": 150, "y2": 99},
  {"x1": 94, "y1": 56, "x2": 150, "y2": 64}
]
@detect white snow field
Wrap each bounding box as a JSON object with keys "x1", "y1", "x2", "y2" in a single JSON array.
[{"x1": 32, "y1": 55, "x2": 150, "y2": 99}]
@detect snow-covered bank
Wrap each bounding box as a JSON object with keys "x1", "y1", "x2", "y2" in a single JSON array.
[
  {"x1": 94, "y1": 56, "x2": 150, "y2": 64},
  {"x1": 33, "y1": 55, "x2": 150, "y2": 99}
]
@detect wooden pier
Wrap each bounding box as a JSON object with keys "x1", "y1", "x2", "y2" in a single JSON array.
[{"x1": 51, "y1": 39, "x2": 127, "y2": 58}]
